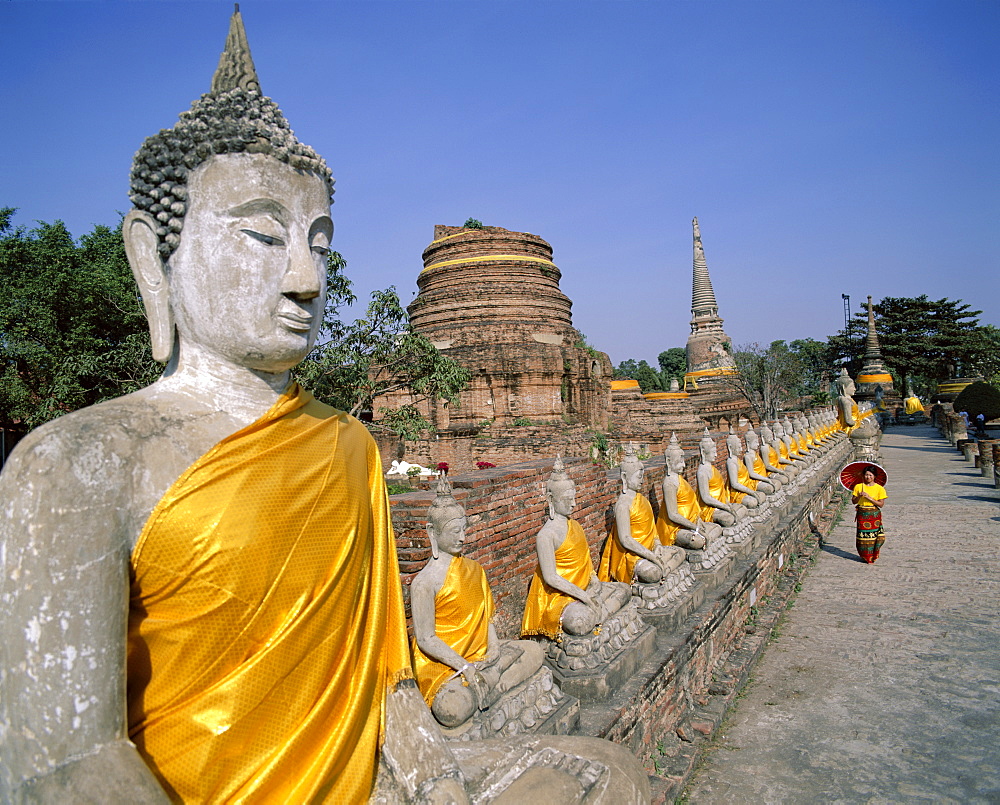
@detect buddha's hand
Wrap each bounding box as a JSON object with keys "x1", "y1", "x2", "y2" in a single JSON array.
[
  {"x1": 466, "y1": 669, "x2": 491, "y2": 710},
  {"x1": 419, "y1": 776, "x2": 470, "y2": 805}
]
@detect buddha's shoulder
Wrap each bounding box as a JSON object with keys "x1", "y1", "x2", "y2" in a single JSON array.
[{"x1": 2, "y1": 390, "x2": 237, "y2": 496}]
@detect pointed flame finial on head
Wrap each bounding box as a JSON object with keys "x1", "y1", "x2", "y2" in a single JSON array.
[{"x1": 211, "y1": 4, "x2": 262, "y2": 94}]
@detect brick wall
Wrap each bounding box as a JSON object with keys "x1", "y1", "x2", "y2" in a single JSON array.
[{"x1": 390, "y1": 430, "x2": 737, "y2": 638}]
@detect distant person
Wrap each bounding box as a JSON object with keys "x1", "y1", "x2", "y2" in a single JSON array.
[
  {"x1": 852, "y1": 466, "x2": 888, "y2": 564},
  {"x1": 960, "y1": 410, "x2": 971, "y2": 429},
  {"x1": 975, "y1": 412, "x2": 987, "y2": 435}
]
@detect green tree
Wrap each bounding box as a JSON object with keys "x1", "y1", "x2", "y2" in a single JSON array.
[
  {"x1": 657, "y1": 348, "x2": 687, "y2": 387},
  {"x1": 953, "y1": 381, "x2": 1000, "y2": 425},
  {"x1": 828, "y1": 296, "x2": 984, "y2": 393},
  {"x1": 788, "y1": 338, "x2": 833, "y2": 402},
  {"x1": 294, "y1": 252, "x2": 470, "y2": 440},
  {"x1": 614, "y1": 358, "x2": 663, "y2": 392},
  {"x1": 729, "y1": 341, "x2": 804, "y2": 421},
  {"x1": 0, "y1": 209, "x2": 159, "y2": 429}
]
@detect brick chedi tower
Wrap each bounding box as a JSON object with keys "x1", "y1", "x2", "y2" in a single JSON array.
[
  {"x1": 379, "y1": 224, "x2": 613, "y2": 468},
  {"x1": 855, "y1": 295, "x2": 895, "y2": 400},
  {"x1": 684, "y1": 217, "x2": 736, "y2": 389}
]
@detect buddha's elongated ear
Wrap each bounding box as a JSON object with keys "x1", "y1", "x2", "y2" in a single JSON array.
[
  {"x1": 123, "y1": 209, "x2": 174, "y2": 363},
  {"x1": 426, "y1": 522, "x2": 439, "y2": 561}
]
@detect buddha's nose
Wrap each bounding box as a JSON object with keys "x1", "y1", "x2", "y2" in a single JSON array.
[{"x1": 282, "y1": 236, "x2": 322, "y2": 301}]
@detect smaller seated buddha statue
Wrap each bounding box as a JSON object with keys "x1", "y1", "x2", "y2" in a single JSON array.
[
  {"x1": 903, "y1": 386, "x2": 925, "y2": 416},
  {"x1": 725, "y1": 427, "x2": 766, "y2": 509},
  {"x1": 412, "y1": 478, "x2": 554, "y2": 734},
  {"x1": 800, "y1": 411, "x2": 830, "y2": 454},
  {"x1": 658, "y1": 434, "x2": 728, "y2": 570},
  {"x1": 775, "y1": 419, "x2": 809, "y2": 468},
  {"x1": 761, "y1": 421, "x2": 800, "y2": 480},
  {"x1": 522, "y1": 457, "x2": 647, "y2": 674},
  {"x1": 805, "y1": 411, "x2": 830, "y2": 445},
  {"x1": 743, "y1": 429, "x2": 788, "y2": 494},
  {"x1": 696, "y1": 429, "x2": 748, "y2": 528},
  {"x1": 522, "y1": 457, "x2": 632, "y2": 640},
  {"x1": 737, "y1": 427, "x2": 777, "y2": 495},
  {"x1": 752, "y1": 425, "x2": 789, "y2": 485},
  {"x1": 781, "y1": 415, "x2": 812, "y2": 462},
  {"x1": 599, "y1": 444, "x2": 694, "y2": 610}
]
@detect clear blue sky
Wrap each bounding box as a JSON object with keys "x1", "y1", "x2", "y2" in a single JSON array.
[{"x1": 3, "y1": 0, "x2": 998, "y2": 367}]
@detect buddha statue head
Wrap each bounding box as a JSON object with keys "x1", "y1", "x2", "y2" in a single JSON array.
[
  {"x1": 669, "y1": 377, "x2": 680, "y2": 392},
  {"x1": 426, "y1": 476, "x2": 468, "y2": 559},
  {"x1": 619, "y1": 442, "x2": 644, "y2": 492},
  {"x1": 545, "y1": 455, "x2": 576, "y2": 520},
  {"x1": 760, "y1": 422, "x2": 774, "y2": 444},
  {"x1": 123, "y1": 7, "x2": 334, "y2": 369},
  {"x1": 726, "y1": 426, "x2": 743, "y2": 459},
  {"x1": 835, "y1": 368, "x2": 855, "y2": 398},
  {"x1": 665, "y1": 433, "x2": 686, "y2": 474},
  {"x1": 745, "y1": 427, "x2": 760, "y2": 453},
  {"x1": 698, "y1": 428, "x2": 717, "y2": 463}
]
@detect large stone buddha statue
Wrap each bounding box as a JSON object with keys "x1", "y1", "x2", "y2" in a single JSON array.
[{"x1": 0, "y1": 10, "x2": 648, "y2": 804}]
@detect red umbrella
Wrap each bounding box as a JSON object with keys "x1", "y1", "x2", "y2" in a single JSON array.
[{"x1": 840, "y1": 461, "x2": 888, "y2": 491}]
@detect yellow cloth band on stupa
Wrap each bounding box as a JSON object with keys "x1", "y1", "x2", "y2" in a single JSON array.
[
  {"x1": 685, "y1": 368, "x2": 738, "y2": 378},
  {"x1": 857, "y1": 373, "x2": 894, "y2": 383},
  {"x1": 412, "y1": 555, "x2": 495, "y2": 705},
  {"x1": 127, "y1": 384, "x2": 411, "y2": 804},
  {"x1": 522, "y1": 520, "x2": 595, "y2": 639},
  {"x1": 422, "y1": 254, "x2": 557, "y2": 272},
  {"x1": 611, "y1": 379, "x2": 641, "y2": 390}
]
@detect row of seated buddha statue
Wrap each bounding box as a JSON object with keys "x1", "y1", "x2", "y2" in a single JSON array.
[{"x1": 408, "y1": 413, "x2": 851, "y2": 737}]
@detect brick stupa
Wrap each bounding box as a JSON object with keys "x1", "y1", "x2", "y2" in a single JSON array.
[{"x1": 684, "y1": 218, "x2": 737, "y2": 389}]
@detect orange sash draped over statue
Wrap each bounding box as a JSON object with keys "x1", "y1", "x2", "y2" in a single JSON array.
[
  {"x1": 127, "y1": 384, "x2": 411, "y2": 804},
  {"x1": 599, "y1": 493, "x2": 656, "y2": 583},
  {"x1": 656, "y1": 476, "x2": 701, "y2": 546},
  {"x1": 521, "y1": 519, "x2": 594, "y2": 639},
  {"x1": 412, "y1": 555, "x2": 495, "y2": 705}
]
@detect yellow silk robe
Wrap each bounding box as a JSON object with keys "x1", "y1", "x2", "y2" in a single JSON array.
[
  {"x1": 521, "y1": 519, "x2": 595, "y2": 639},
  {"x1": 699, "y1": 466, "x2": 731, "y2": 521},
  {"x1": 734, "y1": 459, "x2": 755, "y2": 498},
  {"x1": 656, "y1": 475, "x2": 701, "y2": 546},
  {"x1": 752, "y1": 453, "x2": 769, "y2": 479},
  {"x1": 599, "y1": 493, "x2": 657, "y2": 583},
  {"x1": 767, "y1": 445, "x2": 782, "y2": 468},
  {"x1": 904, "y1": 397, "x2": 925, "y2": 414},
  {"x1": 412, "y1": 555, "x2": 494, "y2": 705},
  {"x1": 838, "y1": 402, "x2": 862, "y2": 434},
  {"x1": 127, "y1": 385, "x2": 411, "y2": 804}
]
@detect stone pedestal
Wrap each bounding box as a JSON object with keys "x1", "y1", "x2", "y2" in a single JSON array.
[
  {"x1": 685, "y1": 535, "x2": 732, "y2": 580},
  {"x1": 978, "y1": 440, "x2": 997, "y2": 480},
  {"x1": 992, "y1": 443, "x2": 1000, "y2": 490},
  {"x1": 543, "y1": 600, "x2": 656, "y2": 701},
  {"x1": 440, "y1": 666, "x2": 580, "y2": 742}
]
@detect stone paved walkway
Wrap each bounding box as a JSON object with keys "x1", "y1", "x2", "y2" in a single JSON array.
[{"x1": 682, "y1": 424, "x2": 1000, "y2": 804}]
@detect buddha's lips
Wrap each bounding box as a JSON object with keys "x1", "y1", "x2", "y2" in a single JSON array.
[{"x1": 276, "y1": 310, "x2": 313, "y2": 332}]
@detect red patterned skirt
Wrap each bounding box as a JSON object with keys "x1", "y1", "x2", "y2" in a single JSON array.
[{"x1": 856, "y1": 508, "x2": 884, "y2": 563}]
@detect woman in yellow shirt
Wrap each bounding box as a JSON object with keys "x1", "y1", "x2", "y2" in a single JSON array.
[{"x1": 852, "y1": 467, "x2": 888, "y2": 563}]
